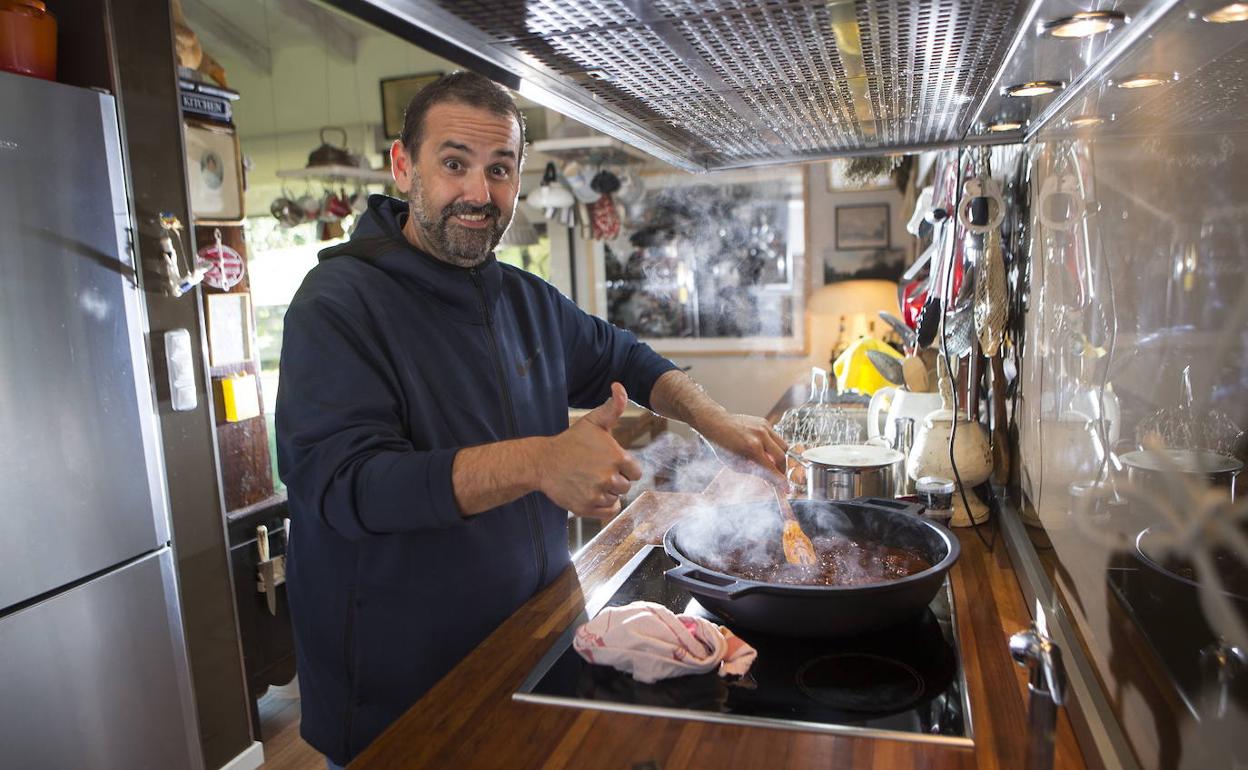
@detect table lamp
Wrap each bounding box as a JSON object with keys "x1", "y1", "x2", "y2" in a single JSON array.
[{"x1": 806, "y1": 279, "x2": 902, "y2": 369}]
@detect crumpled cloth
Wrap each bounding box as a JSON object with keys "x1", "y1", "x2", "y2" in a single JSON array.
[{"x1": 572, "y1": 601, "x2": 757, "y2": 684}]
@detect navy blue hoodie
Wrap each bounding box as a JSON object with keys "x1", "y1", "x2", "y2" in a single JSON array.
[{"x1": 276, "y1": 195, "x2": 677, "y2": 764}]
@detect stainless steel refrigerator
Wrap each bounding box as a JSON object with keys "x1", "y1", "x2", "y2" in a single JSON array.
[{"x1": 0, "y1": 72, "x2": 202, "y2": 769}]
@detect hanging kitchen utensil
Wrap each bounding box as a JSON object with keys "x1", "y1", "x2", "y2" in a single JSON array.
[
  {"x1": 942, "y1": 304, "x2": 976, "y2": 359},
  {"x1": 306, "y1": 126, "x2": 352, "y2": 168},
  {"x1": 878, "y1": 311, "x2": 917, "y2": 351},
  {"x1": 915, "y1": 216, "x2": 957, "y2": 348},
  {"x1": 350, "y1": 185, "x2": 369, "y2": 214},
  {"x1": 270, "y1": 191, "x2": 303, "y2": 228},
  {"x1": 960, "y1": 151, "x2": 1009, "y2": 358},
  {"x1": 913, "y1": 152, "x2": 966, "y2": 347},
  {"x1": 562, "y1": 161, "x2": 601, "y2": 204},
  {"x1": 867, "y1": 349, "x2": 904, "y2": 386},
  {"x1": 590, "y1": 169, "x2": 621, "y2": 195},
  {"x1": 529, "y1": 161, "x2": 575, "y2": 210},
  {"x1": 902, "y1": 357, "x2": 930, "y2": 393}
]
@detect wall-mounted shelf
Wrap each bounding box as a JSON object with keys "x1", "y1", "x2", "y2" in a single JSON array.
[{"x1": 275, "y1": 165, "x2": 392, "y2": 184}]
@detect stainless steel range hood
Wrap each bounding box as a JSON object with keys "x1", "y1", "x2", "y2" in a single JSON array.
[{"x1": 338, "y1": 0, "x2": 1167, "y2": 171}]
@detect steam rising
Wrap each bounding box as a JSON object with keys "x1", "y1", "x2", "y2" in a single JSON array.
[{"x1": 630, "y1": 432, "x2": 932, "y2": 585}]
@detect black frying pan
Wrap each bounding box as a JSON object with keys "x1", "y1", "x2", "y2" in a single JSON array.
[{"x1": 664, "y1": 498, "x2": 960, "y2": 638}]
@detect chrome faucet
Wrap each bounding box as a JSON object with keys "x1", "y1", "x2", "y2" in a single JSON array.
[{"x1": 1010, "y1": 605, "x2": 1067, "y2": 770}]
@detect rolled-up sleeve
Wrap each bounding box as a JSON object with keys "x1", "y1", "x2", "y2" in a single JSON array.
[
  {"x1": 276, "y1": 296, "x2": 462, "y2": 541},
  {"x1": 553, "y1": 288, "x2": 679, "y2": 410}
]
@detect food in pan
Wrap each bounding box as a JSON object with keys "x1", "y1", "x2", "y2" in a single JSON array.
[{"x1": 703, "y1": 535, "x2": 932, "y2": 587}]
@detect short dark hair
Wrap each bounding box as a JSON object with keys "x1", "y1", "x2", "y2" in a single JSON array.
[{"x1": 400, "y1": 71, "x2": 526, "y2": 160}]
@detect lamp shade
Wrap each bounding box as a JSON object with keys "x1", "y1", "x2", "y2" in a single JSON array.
[{"x1": 807, "y1": 279, "x2": 901, "y2": 318}]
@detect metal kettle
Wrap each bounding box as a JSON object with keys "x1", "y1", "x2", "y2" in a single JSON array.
[{"x1": 307, "y1": 126, "x2": 354, "y2": 168}]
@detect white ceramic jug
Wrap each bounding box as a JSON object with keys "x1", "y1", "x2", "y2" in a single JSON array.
[{"x1": 868, "y1": 386, "x2": 945, "y2": 448}]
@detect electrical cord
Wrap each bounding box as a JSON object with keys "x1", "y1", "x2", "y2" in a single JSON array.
[{"x1": 942, "y1": 148, "x2": 997, "y2": 551}]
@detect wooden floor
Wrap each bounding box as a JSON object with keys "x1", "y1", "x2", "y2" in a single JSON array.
[{"x1": 257, "y1": 684, "x2": 323, "y2": 770}]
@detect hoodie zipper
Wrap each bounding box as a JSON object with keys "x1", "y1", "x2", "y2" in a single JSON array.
[{"x1": 469, "y1": 268, "x2": 548, "y2": 591}]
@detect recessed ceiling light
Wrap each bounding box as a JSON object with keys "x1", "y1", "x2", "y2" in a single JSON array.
[
  {"x1": 1067, "y1": 115, "x2": 1105, "y2": 127},
  {"x1": 986, "y1": 121, "x2": 1024, "y2": 133},
  {"x1": 1203, "y1": 3, "x2": 1248, "y2": 22},
  {"x1": 1040, "y1": 10, "x2": 1127, "y2": 38},
  {"x1": 1115, "y1": 73, "x2": 1172, "y2": 89},
  {"x1": 1004, "y1": 80, "x2": 1065, "y2": 97}
]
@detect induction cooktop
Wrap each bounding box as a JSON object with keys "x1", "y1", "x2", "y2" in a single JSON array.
[{"x1": 514, "y1": 546, "x2": 973, "y2": 746}]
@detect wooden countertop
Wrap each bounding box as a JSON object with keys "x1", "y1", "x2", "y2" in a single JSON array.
[{"x1": 351, "y1": 469, "x2": 1087, "y2": 769}]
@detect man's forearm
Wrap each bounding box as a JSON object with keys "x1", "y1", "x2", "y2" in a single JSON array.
[
  {"x1": 648, "y1": 369, "x2": 727, "y2": 431},
  {"x1": 451, "y1": 436, "x2": 548, "y2": 516}
]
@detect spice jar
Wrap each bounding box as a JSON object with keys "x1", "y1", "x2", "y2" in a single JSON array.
[{"x1": 916, "y1": 476, "x2": 956, "y2": 523}]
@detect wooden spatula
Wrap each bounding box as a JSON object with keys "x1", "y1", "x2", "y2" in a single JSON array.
[{"x1": 774, "y1": 487, "x2": 817, "y2": 566}]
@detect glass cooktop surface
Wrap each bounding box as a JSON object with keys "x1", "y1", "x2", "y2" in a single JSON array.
[{"x1": 514, "y1": 546, "x2": 972, "y2": 745}]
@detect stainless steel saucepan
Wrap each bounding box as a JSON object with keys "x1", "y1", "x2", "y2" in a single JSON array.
[{"x1": 787, "y1": 444, "x2": 903, "y2": 501}]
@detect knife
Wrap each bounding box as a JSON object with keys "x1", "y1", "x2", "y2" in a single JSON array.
[{"x1": 256, "y1": 525, "x2": 278, "y2": 616}]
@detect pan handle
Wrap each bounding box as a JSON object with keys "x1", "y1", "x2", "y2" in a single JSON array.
[
  {"x1": 854, "y1": 496, "x2": 927, "y2": 518},
  {"x1": 665, "y1": 563, "x2": 757, "y2": 601}
]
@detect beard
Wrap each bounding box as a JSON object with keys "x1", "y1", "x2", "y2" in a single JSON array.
[{"x1": 407, "y1": 177, "x2": 512, "y2": 268}]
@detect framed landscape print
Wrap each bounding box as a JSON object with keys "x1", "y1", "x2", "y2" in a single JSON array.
[{"x1": 835, "y1": 203, "x2": 890, "y2": 250}]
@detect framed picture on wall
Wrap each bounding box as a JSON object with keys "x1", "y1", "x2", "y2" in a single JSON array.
[
  {"x1": 184, "y1": 120, "x2": 244, "y2": 224},
  {"x1": 380, "y1": 72, "x2": 442, "y2": 138},
  {"x1": 823, "y1": 247, "x2": 908, "y2": 284},
  {"x1": 835, "y1": 203, "x2": 890, "y2": 250},
  {"x1": 598, "y1": 167, "x2": 808, "y2": 354},
  {"x1": 205, "y1": 292, "x2": 253, "y2": 368}
]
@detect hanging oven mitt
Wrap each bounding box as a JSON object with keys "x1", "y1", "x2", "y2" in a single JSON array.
[
  {"x1": 573, "y1": 601, "x2": 757, "y2": 684},
  {"x1": 589, "y1": 194, "x2": 621, "y2": 240}
]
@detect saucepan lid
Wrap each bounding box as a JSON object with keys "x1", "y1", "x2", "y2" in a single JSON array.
[
  {"x1": 802, "y1": 444, "x2": 903, "y2": 469},
  {"x1": 1120, "y1": 448, "x2": 1242, "y2": 475}
]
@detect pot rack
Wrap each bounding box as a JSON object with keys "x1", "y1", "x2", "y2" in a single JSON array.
[
  {"x1": 275, "y1": 164, "x2": 392, "y2": 184},
  {"x1": 530, "y1": 136, "x2": 652, "y2": 167}
]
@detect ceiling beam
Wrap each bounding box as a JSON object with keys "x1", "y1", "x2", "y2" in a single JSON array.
[
  {"x1": 181, "y1": 0, "x2": 272, "y2": 75},
  {"x1": 274, "y1": 0, "x2": 359, "y2": 62}
]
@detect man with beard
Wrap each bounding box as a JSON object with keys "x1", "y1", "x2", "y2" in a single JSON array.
[{"x1": 276, "y1": 71, "x2": 788, "y2": 768}]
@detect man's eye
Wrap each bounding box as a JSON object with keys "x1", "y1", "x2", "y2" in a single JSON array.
[
  {"x1": 444, "y1": 159, "x2": 462, "y2": 171},
  {"x1": 491, "y1": 166, "x2": 511, "y2": 178}
]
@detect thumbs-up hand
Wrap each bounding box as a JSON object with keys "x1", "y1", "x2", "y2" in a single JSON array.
[
  {"x1": 540, "y1": 383, "x2": 643, "y2": 519},
  {"x1": 583, "y1": 382, "x2": 628, "y2": 431}
]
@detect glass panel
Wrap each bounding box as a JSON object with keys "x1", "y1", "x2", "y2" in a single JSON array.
[{"x1": 1017, "y1": 3, "x2": 1248, "y2": 767}]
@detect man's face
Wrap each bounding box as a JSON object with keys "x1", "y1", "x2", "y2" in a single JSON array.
[{"x1": 391, "y1": 102, "x2": 522, "y2": 267}]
